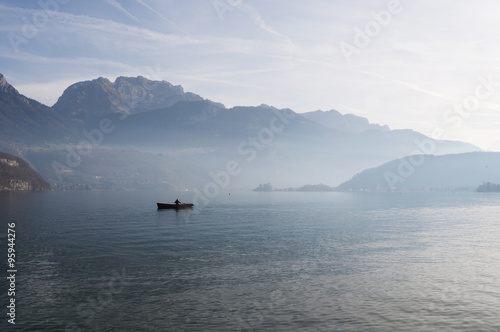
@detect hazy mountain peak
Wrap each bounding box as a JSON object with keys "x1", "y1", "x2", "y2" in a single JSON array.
[
  {"x1": 0, "y1": 75, "x2": 74, "y2": 143},
  {"x1": 338, "y1": 151, "x2": 500, "y2": 192},
  {"x1": 96, "y1": 76, "x2": 112, "y2": 83},
  {"x1": 53, "y1": 75, "x2": 204, "y2": 125},
  {"x1": 0, "y1": 74, "x2": 18, "y2": 95},
  {"x1": 114, "y1": 75, "x2": 173, "y2": 89},
  {"x1": 303, "y1": 109, "x2": 390, "y2": 134},
  {"x1": 0, "y1": 73, "x2": 7, "y2": 87},
  {"x1": 0, "y1": 74, "x2": 35, "y2": 106},
  {"x1": 53, "y1": 77, "x2": 124, "y2": 123},
  {"x1": 258, "y1": 103, "x2": 276, "y2": 109},
  {"x1": 319, "y1": 109, "x2": 342, "y2": 116},
  {"x1": 114, "y1": 75, "x2": 163, "y2": 88}
]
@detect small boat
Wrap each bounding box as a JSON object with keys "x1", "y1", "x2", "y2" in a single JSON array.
[{"x1": 157, "y1": 202, "x2": 194, "y2": 210}]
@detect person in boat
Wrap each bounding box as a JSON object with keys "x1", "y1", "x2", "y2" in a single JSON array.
[{"x1": 174, "y1": 199, "x2": 180, "y2": 205}]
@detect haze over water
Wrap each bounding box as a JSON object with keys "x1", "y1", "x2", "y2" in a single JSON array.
[{"x1": 2, "y1": 190, "x2": 500, "y2": 331}]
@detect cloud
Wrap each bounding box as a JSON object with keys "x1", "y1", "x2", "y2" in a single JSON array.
[
  {"x1": 102, "y1": 0, "x2": 141, "y2": 23},
  {"x1": 0, "y1": 48, "x2": 134, "y2": 71},
  {"x1": 0, "y1": 3, "x2": 204, "y2": 49}
]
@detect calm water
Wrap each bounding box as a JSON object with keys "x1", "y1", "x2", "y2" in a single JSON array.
[{"x1": 1, "y1": 190, "x2": 500, "y2": 331}]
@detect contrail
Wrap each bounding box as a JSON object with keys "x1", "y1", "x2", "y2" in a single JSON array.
[
  {"x1": 134, "y1": 0, "x2": 190, "y2": 35},
  {"x1": 238, "y1": 3, "x2": 293, "y2": 45}
]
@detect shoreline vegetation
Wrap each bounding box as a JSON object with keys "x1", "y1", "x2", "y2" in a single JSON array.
[{"x1": 476, "y1": 182, "x2": 500, "y2": 192}]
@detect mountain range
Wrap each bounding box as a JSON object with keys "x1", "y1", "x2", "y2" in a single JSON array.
[{"x1": 0, "y1": 73, "x2": 485, "y2": 190}]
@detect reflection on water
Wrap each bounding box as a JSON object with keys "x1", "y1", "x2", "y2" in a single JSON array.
[{"x1": 1, "y1": 191, "x2": 500, "y2": 331}]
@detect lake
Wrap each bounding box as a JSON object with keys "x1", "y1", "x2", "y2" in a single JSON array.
[{"x1": 1, "y1": 190, "x2": 500, "y2": 331}]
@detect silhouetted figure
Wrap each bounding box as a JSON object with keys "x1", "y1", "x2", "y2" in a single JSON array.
[{"x1": 174, "y1": 199, "x2": 180, "y2": 205}]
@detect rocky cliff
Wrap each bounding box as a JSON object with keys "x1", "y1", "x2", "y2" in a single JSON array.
[
  {"x1": 0, "y1": 152, "x2": 51, "y2": 190},
  {"x1": 52, "y1": 76, "x2": 204, "y2": 127}
]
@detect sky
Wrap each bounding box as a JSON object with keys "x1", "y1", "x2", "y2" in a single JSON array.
[{"x1": 1, "y1": 0, "x2": 500, "y2": 150}]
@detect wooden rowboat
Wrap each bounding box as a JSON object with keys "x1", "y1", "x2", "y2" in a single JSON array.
[{"x1": 157, "y1": 203, "x2": 194, "y2": 209}]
